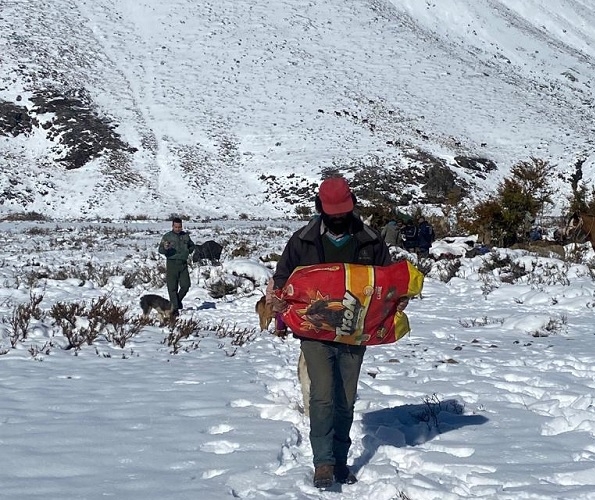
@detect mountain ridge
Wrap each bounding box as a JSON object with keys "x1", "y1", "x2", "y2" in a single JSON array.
[{"x1": 1, "y1": 0, "x2": 594, "y2": 220}]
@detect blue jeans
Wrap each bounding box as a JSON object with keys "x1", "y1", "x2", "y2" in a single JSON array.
[{"x1": 300, "y1": 339, "x2": 365, "y2": 466}]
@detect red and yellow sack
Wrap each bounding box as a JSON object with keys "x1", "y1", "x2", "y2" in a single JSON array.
[{"x1": 279, "y1": 261, "x2": 423, "y2": 346}]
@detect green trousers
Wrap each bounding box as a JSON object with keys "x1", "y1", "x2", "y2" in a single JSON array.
[
  {"x1": 166, "y1": 260, "x2": 190, "y2": 310},
  {"x1": 300, "y1": 339, "x2": 365, "y2": 466}
]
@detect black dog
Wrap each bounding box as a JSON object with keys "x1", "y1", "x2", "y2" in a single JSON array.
[{"x1": 193, "y1": 240, "x2": 223, "y2": 264}]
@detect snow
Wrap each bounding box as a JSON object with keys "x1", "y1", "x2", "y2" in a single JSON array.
[
  {"x1": 2, "y1": 219, "x2": 595, "y2": 499},
  {"x1": 430, "y1": 235, "x2": 478, "y2": 258},
  {"x1": 2, "y1": 0, "x2": 595, "y2": 498},
  {"x1": 1, "y1": 0, "x2": 595, "y2": 218}
]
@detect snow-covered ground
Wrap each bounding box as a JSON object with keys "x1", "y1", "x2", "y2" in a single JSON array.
[
  {"x1": 2, "y1": 219, "x2": 595, "y2": 499},
  {"x1": 2, "y1": 1, "x2": 595, "y2": 498}
]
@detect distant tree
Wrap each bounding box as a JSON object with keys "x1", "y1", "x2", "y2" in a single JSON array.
[
  {"x1": 461, "y1": 157, "x2": 554, "y2": 246},
  {"x1": 504, "y1": 157, "x2": 554, "y2": 216},
  {"x1": 443, "y1": 187, "x2": 464, "y2": 234},
  {"x1": 568, "y1": 183, "x2": 595, "y2": 215}
]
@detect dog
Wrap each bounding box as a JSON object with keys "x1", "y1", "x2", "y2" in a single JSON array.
[
  {"x1": 298, "y1": 351, "x2": 311, "y2": 416},
  {"x1": 255, "y1": 295, "x2": 274, "y2": 331},
  {"x1": 140, "y1": 294, "x2": 172, "y2": 323},
  {"x1": 193, "y1": 240, "x2": 223, "y2": 265}
]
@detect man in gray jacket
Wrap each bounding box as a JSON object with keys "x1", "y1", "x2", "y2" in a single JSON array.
[
  {"x1": 380, "y1": 219, "x2": 404, "y2": 247},
  {"x1": 158, "y1": 218, "x2": 195, "y2": 316},
  {"x1": 273, "y1": 177, "x2": 392, "y2": 488}
]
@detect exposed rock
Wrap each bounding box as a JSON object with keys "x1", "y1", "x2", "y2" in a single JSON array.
[
  {"x1": 0, "y1": 100, "x2": 35, "y2": 137},
  {"x1": 29, "y1": 88, "x2": 136, "y2": 170},
  {"x1": 423, "y1": 164, "x2": 463, "y2": 203},
  {"x1": 454, "y1": 156, "x2": 498, "y2": 175},
  {"x1": 403, "y1": 149, "x2": 469, "y2": 203}
]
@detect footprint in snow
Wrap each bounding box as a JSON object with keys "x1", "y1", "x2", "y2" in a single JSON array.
[
  {"x1": 200, "y1": 440, "x2": 240, "y2": 454},
  {"x1": 208, "y1": 423, "x2": 234, "y2": 434}
]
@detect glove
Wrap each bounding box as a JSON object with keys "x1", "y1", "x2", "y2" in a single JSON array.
[
  {"x1": 396, "y1": 296, "x2": 409, "y2": 312},
  {"x1": 271, "y1": 294, "x2": 287, "y2": 313}
]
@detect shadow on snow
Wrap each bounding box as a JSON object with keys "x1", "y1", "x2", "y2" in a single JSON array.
[{"x1": 353, "y1": 399, "x2": 489, "y2": 472}]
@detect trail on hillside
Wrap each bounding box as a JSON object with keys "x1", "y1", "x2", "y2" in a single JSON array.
[{"x1": 1, "y1": 0, "x2": 595, "y2": 218}]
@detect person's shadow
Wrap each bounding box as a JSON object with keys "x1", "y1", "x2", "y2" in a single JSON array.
[{"x1": 352, "y1": 398, "x2": 489, "y2": 473}]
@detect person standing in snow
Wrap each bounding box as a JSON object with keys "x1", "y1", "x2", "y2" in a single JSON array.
[
  {"x1": 158, "y1": 217, "x2": 195, "y2": 317},
  {"x1": 416, "y1": 215, "x2": 435, "y2": 256},
  {"x1": 380, "y1": 219, "x2": 404, "y2": 248},
  {"x1": 401, "y1": 218, "x2": 419, "y2": 253},
  {"x1": 271, "y1": 177, "x2": 398, "y2": 488}
]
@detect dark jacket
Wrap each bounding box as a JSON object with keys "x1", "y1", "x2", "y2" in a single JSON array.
[
  {"x1": 273, "y1": 215, "x2": 391, "y2": 289},
  {"x1": 402, "y1": 223, "x2": 418, "y2": 250},
  {"x1": 158, "y1": 230, "x2": 195, "y2": 262},
  {"x1": 417, "y1": 220, "x2": 435, "y2": 251}
]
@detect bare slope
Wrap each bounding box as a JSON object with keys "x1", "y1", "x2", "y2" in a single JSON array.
[{"x1": 0, "y1": 0, "x2": 594, "y2": 219}]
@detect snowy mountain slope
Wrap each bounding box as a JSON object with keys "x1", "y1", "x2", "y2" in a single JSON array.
[{"x1": 1, "y1": 0, "x2": 594, "y2": 219}]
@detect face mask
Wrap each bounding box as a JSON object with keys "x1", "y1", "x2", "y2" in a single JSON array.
[{"x1": 321, "y1": 212, "x2": 351, "y2": 235}]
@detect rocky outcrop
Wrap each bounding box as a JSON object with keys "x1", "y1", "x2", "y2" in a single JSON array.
[
  {"x1": 0, "y1": 88, "x2": 136, "y2": 170},
  {"x1": 0, "y1": 99, "x2": 35, "y2": 137},
  {"x1": 454, "y1": 156, "x2": 498, "y2": 179}
]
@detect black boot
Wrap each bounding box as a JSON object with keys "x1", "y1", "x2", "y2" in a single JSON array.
[{"x1": 334, "y1": 464, "x2": 357, "y2": 484}]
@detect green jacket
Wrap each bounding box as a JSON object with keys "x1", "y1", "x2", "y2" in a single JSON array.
[{"x1": 158, "y1": 230, "x2": 195, "y2": 262}]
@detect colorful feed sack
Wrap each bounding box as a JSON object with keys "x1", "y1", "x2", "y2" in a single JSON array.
[{"x1": 279, "y1": 261, "x2": 424, "y2": 346}]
